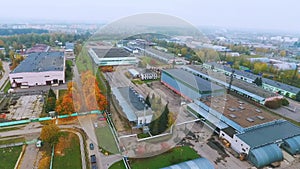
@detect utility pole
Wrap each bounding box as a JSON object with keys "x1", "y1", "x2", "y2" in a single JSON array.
[{"x1": 228, "y1": 69, "x2": 235, "y2": 93}]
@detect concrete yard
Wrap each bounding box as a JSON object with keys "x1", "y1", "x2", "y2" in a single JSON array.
[{"x1": 7, "y1": 95, "x2": 44, "y2": 120}]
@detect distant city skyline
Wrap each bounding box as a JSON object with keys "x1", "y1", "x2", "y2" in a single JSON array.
[{"x1": 1, "y1": 0, "x2": 300, "y2": 32}]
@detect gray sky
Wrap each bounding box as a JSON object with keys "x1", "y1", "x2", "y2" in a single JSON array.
[{"x1": 1, "y1": 0, "x2": 299, "y2": 32}]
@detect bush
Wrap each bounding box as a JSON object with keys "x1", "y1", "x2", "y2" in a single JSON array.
[
  {"x1": 282, "y1": 98, "x2": 289, "y2": 106},
  {"x1": 264, "y1": 98, "x2": 282, "y2": 109}
]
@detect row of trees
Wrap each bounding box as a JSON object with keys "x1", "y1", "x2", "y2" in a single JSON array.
[{"x1": 55, "y1": 71, "x2": 107, "y2": 115}]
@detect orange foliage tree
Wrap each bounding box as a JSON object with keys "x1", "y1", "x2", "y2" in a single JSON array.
[
  {"x1": 55, "y1": 82, "x2": 81, "y2": 115},
  {"x1": 81, "y1": 71, "x2": 107, "y2": 111}
]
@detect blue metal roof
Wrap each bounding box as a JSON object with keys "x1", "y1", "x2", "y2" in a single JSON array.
[
  {"x1": 283, "y1": 135, "x2": 300, "y2": 155},
  {"x1": 160, "y1": 158, "x2": 214, "y2": 169},
  {"x1": 237, "y1": 120, "x2": 300, "y2": 148},
  {"x1": 12, "y1": 52, "x2": 64, "y2": 73},
  {"x1": 248, "y1": 144, "x2": 283, "y2": 168}
]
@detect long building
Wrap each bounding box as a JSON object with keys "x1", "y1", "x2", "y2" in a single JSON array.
[
  {"x1": 161, "y1": 69, "x2": 225, "y2": 101},
  {"x1": 203, "y1": 62, "x2": 300, "y2": 99},
  {"x1": 182, "y1": 65, "x2": 278, "y2": 104},
  {"x1": 9, "y1": 52, "x2": 65, "y2": 87},
  {"x1": 88, "y1": 47, "x2": 137, "y2": 66},
  {"x1": 187, "y1": 95, "x2": 300, "y2": 168}
]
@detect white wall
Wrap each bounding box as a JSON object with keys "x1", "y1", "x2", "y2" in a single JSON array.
[
  {"x1": 9, "y1": 70, "x2": 65, "y2": 86},
  {"x1": 231, "y1": 135, "x2": 251, "y2": 154},
  {"x1": 219, "y1": 130, "x2": 234, "y2": 143},
  {"x1": 137, "y1": 114, "x2": 153, "y2": 125}
]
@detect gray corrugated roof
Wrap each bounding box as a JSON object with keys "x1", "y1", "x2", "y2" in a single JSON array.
[
  {"x1": 112, "y1": 87, "x2": 151, "y2": 122},
  {"x1": 163, "y1": 69, "x2": 224, "y2": 92},
  {"x1": 92, "y1": 48, "x2": 132, "y2": 58},
  {"x1": 237, "y1": 120, "x2": 300, "y2": 148},
  {"x1": 207, "y1": 62, "x2": 300, "y2": 94},
  {"x1": 12, "y1": 52, "x2": 64, "y2": 73}
]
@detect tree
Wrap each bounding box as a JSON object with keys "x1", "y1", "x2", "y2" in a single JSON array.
[
  {"x1": 145, "y1": 94, "x2": 151, "y2": 107},
  {"x1": 296, "y1": 91, "x2": 300, "y2": 102},
  {"x1": 157, "y1": 104, "x2": 170, "y2": 134},
  {"x1": 40, "y1": 124, "x2": 60, "y2": 145},
  {"x1": 253, "y1": 77, "x2": 262, "y2": 86}
]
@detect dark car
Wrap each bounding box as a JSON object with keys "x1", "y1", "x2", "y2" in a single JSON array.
[
  {"x1": 89, "y1": 143, "x2": 94, "y2": 150},
  {"x1": 91, "y1": 163, "x2": 98, "y2": 169},
  {"x1": 90, "y1": 155, "x2": 96, "y2": 163}
]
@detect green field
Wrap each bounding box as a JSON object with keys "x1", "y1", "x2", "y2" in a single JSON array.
[
  {"x1": 109, "y1": 160, "x2": 126, "y2": 169},
  {"x1": 95, "y1": 125, "x2": 119, "y2": 154},
  {"x1": 53, "y1": 132, "x2": 82, "y2": 169},
  {"x1": 0, "y1": 146, "x2": 23, "y2": 169},
  {"x1": 76, "y1": 48, "x2": 95, "y2": 73},
  {"x1": 0, "y1": 137, "x2": 25, "y2": 145},
  {"x1": 110, "y1": 146, "x2": 200, "y2": 169}
]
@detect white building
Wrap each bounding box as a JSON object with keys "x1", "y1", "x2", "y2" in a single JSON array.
[
  {"x1": 140, "y1": 69, "x2": 158, "y2": 80},
  {"x1": 9, "y1": 52, "x2": 65, "y2": 88}
]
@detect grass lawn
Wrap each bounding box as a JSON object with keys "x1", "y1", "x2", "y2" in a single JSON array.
[
  {"x1": 58, "y1": 89, "x2": 67, "y2": 98},
  {"x1": 0, "y1": 146, "x2": 23, "y2": 169},
  {"x1": 53, "y1": 132, "x2": 82, "y2": 169},
  {"x1": 76, "y1": 48, "x2": 95, "y2": 74},
  {"x1": 130, "y1": 146, "x2": 199, "y2": 169},
  {"x1": 140, "y1": 56, "x2": 166, "y2": 66},
  {"x1": 109, "y1": 160, "x2": 126, "y2": 169},
  {"x1": 95, "y1": 125, "x2": 119, "y2": 154},
  {"x1": 0, "y1": 137, "x2": 25, "y2": 145},
  {"x1": 3, "y1": 81, "x2": 11, "y2": 93},
  {"x1": 0, "y1": 126, "x2": 23, "y2": 132}
]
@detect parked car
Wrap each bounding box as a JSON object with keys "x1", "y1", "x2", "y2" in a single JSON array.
[
  {"x1": 89, "y1": 143, "x2": 94, "y2": 150},
  {"x1": 90, "y1": 154, "x2": 96, "y2": 163},
  {"x1": 91, "y1": 163, "x2": 98, "y2": 169}
]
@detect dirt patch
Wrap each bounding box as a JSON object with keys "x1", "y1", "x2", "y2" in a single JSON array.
[
  {"x1": 207, "y1": 137, "x2": 229, "y2": 164},
  {"x1": 55, "y1": 133, "x2": 74, "y2": 156}
]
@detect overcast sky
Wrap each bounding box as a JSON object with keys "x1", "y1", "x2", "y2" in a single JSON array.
[{"x1": 0, "y1": 0, "x2": 299, "y2": 32}]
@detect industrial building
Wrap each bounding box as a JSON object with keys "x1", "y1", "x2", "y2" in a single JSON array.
[
  {"x1": 161, "y1": 158, "x2": 214, "y2": 169},
  {"x1": 25, "y1": 44, "x2": 50, "y2": 54},
  {"x1": 203, "y1": 62, "x2": 300, "y2": 99},
  {"x1": 111, "y1": 86, "x2": 153, "y2": 128},
  {"x1": 182, "y1": 65, "x2": 278, "y2": 104},
  {"x1": 9, "y1": 52, "x2": 65, "y2": 87},
  {"x1": 88, "y1": 47, "x2": 137, "y2": 66},
  {"x1": 140, "y1": 69, "x2": 158, "y2": 81},
  {"x1": 187, "y1": 94, "x2": 300, "y2": 168},
  {"x1": 161, "y1": 69, "x2": 225, "y2": 101}
]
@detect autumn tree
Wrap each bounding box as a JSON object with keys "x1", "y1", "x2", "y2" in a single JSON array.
[
  {"x1": 81, "y1": 71, "x2": 107, "y2": 111},
  {"x1": 55, "y1": 82, "x2": 80, "y2": 115},
  {"x1": 253, "y1": 62, "x2": 268, "y2": 74},
  {"x1": 40, "y1": 124, "x2": 60, "y2": 145}
]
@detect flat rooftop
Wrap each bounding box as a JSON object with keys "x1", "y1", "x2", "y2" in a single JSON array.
[
  {"x1": 25, "y1": 44, "x2": 50, "y2": 54},
  {"x1": 206, "y1": 62, "x2": 300, "y2": 94},
  {"x1": 199, "y1": 94, "x2": 278, "y2": 128},
  {"x1": 112, "y1": 87, "x2": 152, "y2": 122},
  {"x1": 162, "y1": 69, "x2": 224, "y2": 93},
  {"x1": 237, "y1": 120, "x2": 300, "y2": 148},
  {"x1": 12, "y1": 52, "x2": 64, "y2": 73},
  {"x1": 187, "y1": 65, "x2": 276, "y2": 99},
  {"x1": 92, "y1": 47, "x2": 132, "y2": 58}
]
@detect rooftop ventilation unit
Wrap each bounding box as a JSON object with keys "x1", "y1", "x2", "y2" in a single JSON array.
[
  {"x1": 239, "y1": 106, "x2": 245, "y2": 110},
  {"x1": 257, "y1": 116, "x2": 265, "y2": 120},
  {"x1": 246, "y1": 117, "x2": 254, "y2": 122},
  {"x1": 228, "y1": 108, "x2": 235, "y2": 112},
  {"x1": 255, "y1": 109, "x2": 261, "y2": 113},
  {"x1": 229, "y1": 114, "x2": 237, "y2": 118}
]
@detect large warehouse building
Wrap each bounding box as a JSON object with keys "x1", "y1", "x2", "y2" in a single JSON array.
[
  {"x1": 88, "y1": 47, "x2": 137, "y2": 66},
  {"x1": 161, "y1": 69, "x2": 225, "y2": 101},
  {"x1": 203, "y1": 62, "x2": 300, "y2": 99},
  {"x1": 187, "y1": 94, "x2": 300, "y2": 168},
  {"x1": 9, "y1": 52, "x2": 65, "y2": 87}
]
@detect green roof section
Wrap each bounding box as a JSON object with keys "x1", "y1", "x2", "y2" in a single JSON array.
[
  {"x1": 282, "y1": 135, "x2": 300, "y2": 155},
  {"x1": 160, "y1": 158, "x2": 214, "y2": 169},
  {"x1": 237, "y1": 120, "x2": 300, "y2": 148},
  {"x1": 248, "y1": 144, "x2": 283, "y2": 168}
]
